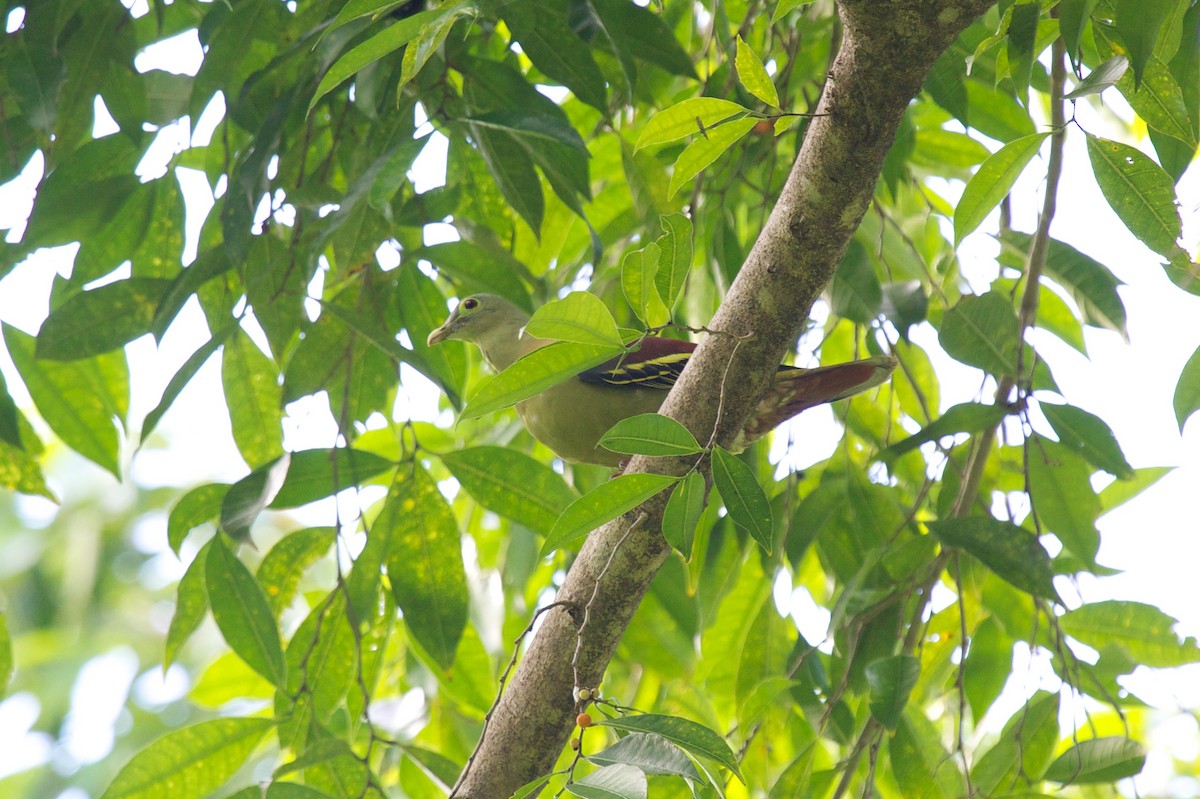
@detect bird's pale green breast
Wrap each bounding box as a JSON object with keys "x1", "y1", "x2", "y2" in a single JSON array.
[{"x1": 516, "y1": 377, "x2": 666, "y2": 465}]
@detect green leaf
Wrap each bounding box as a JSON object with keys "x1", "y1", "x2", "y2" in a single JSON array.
[
  {"x1": 735, "y1": 36, "x2": 779, "y2": 108},
  {"x1": 963, "y1": 616, "x2": 1011, "y2": 724},
  {"x1": 596, "y1": 714, "x2": 743, "y2": 782},
  {"x1": 1009, "y1": 233, "x2": 1128, "y2": 337},
  {"x1": 954, "y1": 133, "x2": 1049, "y2": 244},
  {"x1": 937, "y1": 291, "x2": 1020, "y2": 377},
  {"x1": 866, "y1": 655, "x2": 920, "y2": 730},
  {"x1": 589, "y1": 0, "x2": 696, "y2": 78},
  {"x1": 442, "y1": 446, "x2": 579, "y2": 535},
  {"x1": 269, "y1": 448, "x2": 394, "y2": 508},
  {"x1": 416, "y1": 241, "x2": 533, "y2": 312},
  {"x1": 525, "y1": 292, "x2": 624, "y2": 347},
  {"x1": 890, "y1": 713, "x2": 960, "y2": 799},
  {"x1": 309, "y1": 9, "x2": 445, "y2": 112},
  {"x1": 929, "y1": 517, "x2": 1059, "y2": 600},
  {"x1": 971, "y1": 691, "x2": 1060, "y2": 791},
  {"x1": 636, "y1": 97, "x2": 750, "y2": 150},
  {"x1": 1060, "y1": 600, "x2": 1200, "y2": 667},
  {"x1": 206, "y1": 535, "x2": 286, "y2": 686},
  {"x1": 669, "y1": 117, "x2": 757, "y2": 197},
  {"x1": 1065, "y1": 55, "x2": 1129, "y2": 99},
  {"x1": 588, "y1": 732, "x2": 702, "y2": 781},
  {"x1": 502, "y1": 0, "x2": 607, "y2": 111},
  {"x1": 35, "y1": 278, "x2": 170, "y2": 360},
  {"x1": 600, "y1": 413, "x2": 703, "y2": 457},
  {"x1": 1061, "y1": 0, "x2": 1101, "y2": 59},
  {"x1": 220, "y1": 453, "x2": 292, "y2": 545},
  {"x1": 4, "y1": 324, "x2": 125, "y2": 478},
  {"x1": 566, "y1": 764, "x2": 647, "y2": 799},
  {"x1": 1099, "y1": 466, "x2": 1172, "y2": 512},
  {"x1": 880, "y1": 402, "x2": 1008, "y2": 461},
  {"x1": 830, "y1": 239, "x2": 883, "y2": 324},
  {"x1": 1114, "y1": 0, "x2": 1174, "y2": 86},
  {"x1": 653, "y1": 213, "x2": 693, "y2": 311},
  {"x1": 1086, "y1": 135, "x2": 1183, "y2": 257},
  {"x1": 1044, "y1": 737, "x2": 1146, "y2": 784},
  {"x1": 661, "y1": 470, "x2": 706, "y2": 558},
  {"x1": 99, "y1": 718, "x2": 274, "y2": 799},
  {"x1": 164, "y1": 540, "x2": 210, "y2": 671},
  {"x1": 541, "y1": 473, "x2": 678, "y2": 556},
  {"x1": 1040, "y1": 402, "x2": 1133, "y2": 478},
  {"x1": 1173, "y1": 343, "x2": 1200, "y2": 431},
  {"x1": 711, "y1": 446, "x2": 774, "y2": 554},
  {"x1": 1028, "y1": 437, "x2": 1100, "y2": 564},
  {"x1": 622, "y1": 242, "x2": 669, "y2": 326},
  {"x1": 1097, "y1": 21, "x2": 1198, "y2": 146},
  {"x1": 167, "y1": 483, "x2": 228, "y2": 555},
  {"x1": 256, "y1": 528, "x2": 336, "y2": 617},
  {"x1": 222, "y1": 329, "x2": 284, "y2": 469},
  {"x1": 398, "y1": 3, "x2": 472, "y2": 92},
  {"x1": 378, "y1": 465, "x2": 468, "y2": 670},
  {"x1": 460, "y1": 341, "x2": 625, "y2": 420},
  {"x1": 462, "y1": 109, "x2": 588, "y2": 152},
  {"x1": 1005, "y1": 1, "x2": 1039, "y2": 106}
]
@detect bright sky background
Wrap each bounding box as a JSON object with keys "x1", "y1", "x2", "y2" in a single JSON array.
[{"x1": 1, "y1": 2, "x2": 1199, "y2": 793}]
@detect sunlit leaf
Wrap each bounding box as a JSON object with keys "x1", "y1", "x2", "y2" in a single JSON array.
[
  {"x1": 1061, "y1": 600, "x2": 1200, "y2": 667},
  {"x1": 542, "y1": 473, "x2": 678, "y2": 556},
  {"x1": 937, "y1": 291, "x2": 1020, "y2": 377},
  {"x1": 1173, "y1": 343, "x2": 1200, "y2": 431},
  {"x1": 268, "y1": 448, "x2": 394, "y2": 508},
  {"x1": 1087, "y1": 135, "x2": 1183, "y2": 257},
  {"x1": 929, "y1": 517, "x2": 1059, "y2": 600},
  {"x1": 596, "y1": 714, "x2": 743, "y2": 781},
  {"x1": 36, "y1": 278, "x2": 170, "y2": 360},
  {"x1": 525, "y1": 292, "x2": 624, "y2": 347},
  {"x1": 206, "y1": 535, "x2": 285, "y2": 686},
  {"x1": 256, "y1": 528, "x2": 336, "y2": 617},
  {"x1": 442, "y1": 446, "x2": 579, "y2": 534},
  {"x1": 4, "y1": 324, "x2": 125, "y2": 478},
  {"x1": 1065, "y1": 55, "x2": 1128, "y2": 99},
  {"x1": 735, "y1": 36, "x2": 779, "y2": 108},
  {"x1": 1041, "y1": 402, "x2": 1133, "y2": 478},
  {"x1": 99, "y1": 718, "x2": 274, "y2": 799},
  {"x1": 164, "y1": 540, "x2": 211, "y2": 670},
  {"x1": 954, "y1": 133, "x2": 1048, "y2": 244},
  {"x1": 600, "y1": 413, "x2": 703, "y2": 457},
  {"x1": 636, "y1": 97, "x2": 749, "y2": 150},
  {"x1": 669, "y1": 117, "x2": 757, "y2": 197},
  {"x1": 378, "y1": 465, "x2": 468, "y2": 670},
  {"x1": 653, "y1": 213, "x2": 693, "y2": 311},
  {"x1": 566, "y1": 763, "x2": 647, "y2": 799},
  {"x1": 661, "y1": 470, "x2": 706, "y2": 558},
  {"x1": 866, "y1": 655, "x2": 920, "y2": 730},
  {"x1": 309, "y1": 9, "x2": 445, "y2": 112},
  {"x1": 1045, "y1": 737, "x2": 1146, "y2": 784},
  {"x1": 460, "y1": 341, "x2": 625, "y2": 420},
  {"x1": 588, "y1": 732, "x2": 702, "y2": 780},
  {"x1": 222, "y1": 329, "x2": 284, "y2": 469},
  {"x1": 711, "y1": 446, "x2": 773, "y2": 554},
  {"x1": 622, "y1": 242, "x2": 669, "y2": 326}
]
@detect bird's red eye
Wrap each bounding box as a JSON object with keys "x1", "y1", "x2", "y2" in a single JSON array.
[{"x1": 462, "y1": 298, "x2": 479, "y2": 310}]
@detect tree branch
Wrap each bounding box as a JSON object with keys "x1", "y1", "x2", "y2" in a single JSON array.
[{"x1": 453, "y1": 2, "x2": 996, "y2": 796}]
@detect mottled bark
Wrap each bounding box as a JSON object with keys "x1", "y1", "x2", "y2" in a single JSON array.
[{"x1": 453, "y1": 2, "x2": 997, "y2": 796}]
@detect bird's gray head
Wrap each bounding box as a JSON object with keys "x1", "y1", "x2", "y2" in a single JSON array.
[{"x1": 426, "y1": 293, "x2": 529, "y2": 348}]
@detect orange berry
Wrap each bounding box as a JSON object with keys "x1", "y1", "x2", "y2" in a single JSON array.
[{"x1": 576, "y1": 712, "x2": 593, "y2": 728}]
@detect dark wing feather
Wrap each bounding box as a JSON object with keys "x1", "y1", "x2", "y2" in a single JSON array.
[{"x1": 579, "y1": 337, "x2": 697, "y2": 390}]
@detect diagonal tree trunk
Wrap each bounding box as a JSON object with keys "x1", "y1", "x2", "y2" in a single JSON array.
[{"x1": 453, "y1": 2, "x2": 997, "y2": 795}]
